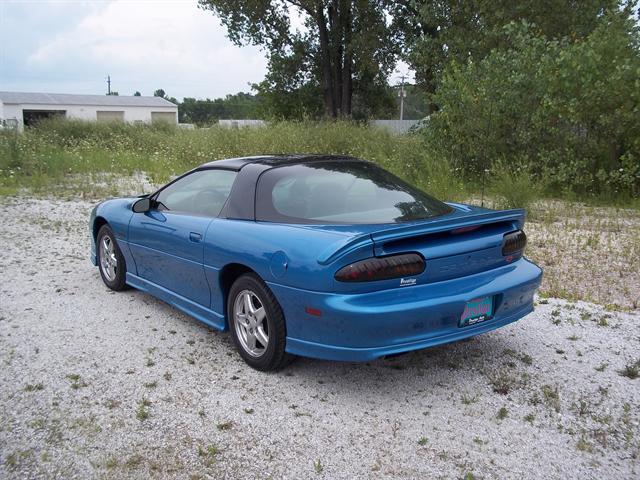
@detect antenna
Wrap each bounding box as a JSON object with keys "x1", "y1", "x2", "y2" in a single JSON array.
[{"x1": 106, "y1": 75, "x2": 111, "y2": 95}]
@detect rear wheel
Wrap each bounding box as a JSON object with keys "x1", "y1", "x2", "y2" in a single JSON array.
[
  {"x1": 97, "y1": 225, "x2": 128, "y2": 291},
  {"x1": 227, "y1": 273, "x2": 293, "y2": 371}
]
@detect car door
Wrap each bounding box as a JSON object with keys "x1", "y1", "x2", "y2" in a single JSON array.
[{"x1": 128, "y1": 168, "x2": 237, "y2": 307}]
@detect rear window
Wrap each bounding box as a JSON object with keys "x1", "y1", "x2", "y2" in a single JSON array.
[{"x1": 255, "y1": 161, "x2": 453, "y2": 224}]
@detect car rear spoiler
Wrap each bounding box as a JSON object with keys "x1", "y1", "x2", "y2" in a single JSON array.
[{"x1": 317, "y1": 209, "x2": 525, "y2": 265}]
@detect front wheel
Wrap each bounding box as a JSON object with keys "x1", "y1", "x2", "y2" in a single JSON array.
[
  {"x1": 97, "y1": 225, "x2": 128, "y2": 291},
  {"x1": 227, "y1": 273, "x2": 293, "y2": 371}
]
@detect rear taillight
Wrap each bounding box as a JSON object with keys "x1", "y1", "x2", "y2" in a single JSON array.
[
  {"x1": 334, "y1": 253, "x2": 425, "y2": 282},
  {"x1": 502, "y1": 230, "x2": 527, "y2": 256}
]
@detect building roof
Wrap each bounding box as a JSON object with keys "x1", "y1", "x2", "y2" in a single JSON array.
[{"x1": 0, "y1": 91, "x2": 177, "y2": 108}]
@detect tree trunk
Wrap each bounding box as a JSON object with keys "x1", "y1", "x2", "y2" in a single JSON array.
[
  {"x1": 340, "y1": 0, "x2": 352, "y2": 116},
  {"x1": 419, "y1": 19, "x2": 439, "y2": 113},
  {"x1": 329, "y1": 0, "x2": 343, "y2": 116},
  {"x1": 316, "y1": 2, "x2": 336, "y2": 117}
]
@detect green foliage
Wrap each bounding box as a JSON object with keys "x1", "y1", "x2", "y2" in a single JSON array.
[
  {"x1": 0, "y1": 119, "x2": 465, "y2": 202},
  {"x1": 394, "y1": 0, "x2": 626, "y2": 94},
  {"x1": 497, "y1": 406, "x2": 508, "y2": 420},
  {"x1": 198, "y1": 0, "x2": 399, "y2": 118},
  {"x1": 392, "y1": 84, "x2": 431, "y2": 120},
  {"x1": 179, "y1": 93, "x2": 262, "y2": 125},
  {"x1": 619, "y1": 359, "x2": 640, "y2": 379},
  {"x1": 489, "y1": 162, "x2": 542, "y2": 210},
  {"x1": 252, "y1": 80, "x2": 323, "y2": 120},
  {"x1": 152, "y1": 88, "x2": 179, "y2": 105},
  {"x1": 422, "y1": 12, "x2": 640, "y2": 199}
]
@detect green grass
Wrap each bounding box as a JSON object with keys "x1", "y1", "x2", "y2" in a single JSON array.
[
  {"x1": 461, "y1": 394, "x2": 479, "y2": 405},
  {"x1": 197, "y1": 444, "x2": 219, "y2": 466},
  {"x1": 541, "y1": 385, "x2": 561, "y2": 413},
  {"x1": 0, "y1": 119, "x2": 466, "y2": 201},
  {"x1": 497, "y1": 407, "x2": 509, "y2": 420},
  {"x1": 24, "y1": 383, "x2": 44, "y2": 392},
  {"x1": 216, "y1": 420, "x2": 233, "y2": 431},
  {"x1": 576, "y1": 436, "x2": 594, "y2": 453},
  {"x1": 136, "y1": 398, "x2": 151, "y2": 421},
  {"x1": 65, "y1": 374, "x2": 88, "y2": 390},
  {"x1": 489, "y1": 369, "x2": 521, "y2": 395},
  {"x1": 2, "y1": 119, "x2": 635, "y2": 209},
  {"x1": 619, "y1": 359, "x2": 640, "y2": 379},
  {"x1": 489, "y1": 161, "x2": 541, "y2": 211}
]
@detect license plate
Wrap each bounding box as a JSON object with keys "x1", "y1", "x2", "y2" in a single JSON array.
[{"x1": 460, "y1": 296, "x2": 494, "y2": 327}]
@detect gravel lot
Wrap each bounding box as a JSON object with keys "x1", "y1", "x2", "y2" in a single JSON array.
[{"x1": 1, "y1": 197, "x2": 639, "y2": 479}]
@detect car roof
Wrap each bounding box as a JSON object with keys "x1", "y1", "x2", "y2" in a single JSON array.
[{"x1": 199, "y1": 154, "x2": 364, "y2": 171}]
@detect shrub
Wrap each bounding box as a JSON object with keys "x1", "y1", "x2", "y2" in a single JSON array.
[
  {"x1": 489, "y1": 161, "x2": 542, "y2": 210},
  {"x1": 422, "y1": 13, "x2": 640, "y2": 200}
]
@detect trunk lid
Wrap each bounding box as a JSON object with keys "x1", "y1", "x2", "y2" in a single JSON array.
[
  {"x1": 309, "y1": 205, "x2": 526, "y2": 292},
  {"x1": 371, "y1": 208, "x2": 524, "y2": 283}
]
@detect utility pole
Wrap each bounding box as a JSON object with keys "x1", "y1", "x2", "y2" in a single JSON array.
[
  {"x1": 106, "y1": 75, "x2": 111, "y2": 95},
  {"x1": 398, "y1": 74, "x2": 407, "y2": 120}
]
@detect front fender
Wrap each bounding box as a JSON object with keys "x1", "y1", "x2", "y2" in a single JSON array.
[{"x1": 90, "y1": 197, "x2": 137, "y2": 270}]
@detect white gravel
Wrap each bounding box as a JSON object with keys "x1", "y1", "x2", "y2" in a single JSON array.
[{"x1": 0, "y1": 197, "x2": 638, "y2": 479}]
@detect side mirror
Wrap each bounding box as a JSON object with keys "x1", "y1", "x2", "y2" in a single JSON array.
[{"x1": 132, "y1": 197, "x2": 151, "y2": 213}]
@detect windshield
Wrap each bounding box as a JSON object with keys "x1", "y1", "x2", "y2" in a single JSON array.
[{"x1": 255, "y1": 161, "x2": 453, "y2": 224}]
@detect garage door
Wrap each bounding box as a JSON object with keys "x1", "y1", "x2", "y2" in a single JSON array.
[
  {"x1": 96, "y1": 111, "x2": 124, "y2": 122},
  {"x1": 22, "y1": 110, "x2": 66, "y2": 127},
  {"x1": 151, "y1": 112, "x2": 176, "y2": 124}
]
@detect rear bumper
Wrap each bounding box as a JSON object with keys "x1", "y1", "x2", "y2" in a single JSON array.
[{"x1": 269, "y1": 258, "x2": 542, "y2": 361}]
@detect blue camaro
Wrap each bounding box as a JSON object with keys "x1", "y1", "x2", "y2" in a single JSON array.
[{"x1": 90, "y1": 155, "x2": 542, "y2": 370}]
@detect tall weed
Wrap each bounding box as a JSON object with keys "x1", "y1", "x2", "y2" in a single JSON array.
[
  {"x1": 0, "y1": 119, "x2": 464, "y2": 200},
  {"x1": 489, "y1": 164, "x2": 542, "y2": 211}
]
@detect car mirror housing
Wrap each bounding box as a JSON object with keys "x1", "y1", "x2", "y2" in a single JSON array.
[{"x1": 132, "y1": 197, "x2": 151, "y2": 213}]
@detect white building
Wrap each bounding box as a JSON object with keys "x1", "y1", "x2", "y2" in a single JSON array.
[{"x1": 0, "y1": 91, "x2": 178, "y2": 130}]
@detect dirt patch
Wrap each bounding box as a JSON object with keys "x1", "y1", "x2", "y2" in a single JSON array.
[{"x1": 527, "y1": 201, "x2": 640, "y2": 310}]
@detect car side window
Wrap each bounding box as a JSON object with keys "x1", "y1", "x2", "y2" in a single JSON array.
[{"x1": 154, "y1": 169, "x2": 237, "y2": 217}]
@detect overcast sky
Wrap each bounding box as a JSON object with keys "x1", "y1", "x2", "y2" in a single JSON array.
[{"x1": 0, "y1": 0, "x2": 270, "y2": 99}]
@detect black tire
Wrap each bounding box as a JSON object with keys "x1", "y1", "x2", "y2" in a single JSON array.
[
  {"x1": 96, "y1": 224, "x2": 128, "y2": 291},
  {"x1": 227, "y1": 273, "x2": 294, "y2": 371}
]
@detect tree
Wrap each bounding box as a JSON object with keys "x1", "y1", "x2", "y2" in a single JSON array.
[
  {"x1": 106, "y1": 91, "x2": 119, "y2": 96},
  {"x1": 423, "y1": 14, "x2": 640, "y2": 198},
  {"x1": 133, "y1": 91, "x2": 142, "y2": 96},
  {"x1": 198, "y1": 0, "x2": 398, "y2": 118},
  {"x1": 392, "y1": 0, "x2": 630, "y2": 101},
  {"x1": 391, "y1": 84, "x2": 429, "y2": 120},
  {"x1": 178, "y1": 92, "x2": 262, "y2": 125},
  {"x1": 153, "y1": 88, "x2": 179, "y2": 105}
]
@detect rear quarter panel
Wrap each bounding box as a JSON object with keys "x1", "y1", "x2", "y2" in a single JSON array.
[{"x1": 202, "y1": 219, "x2": 374, "y2": 317}]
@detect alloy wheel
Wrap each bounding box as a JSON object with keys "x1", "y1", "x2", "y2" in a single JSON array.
[
  {"x1": 100, "y1": 235, "x2": 118, "y2": 282},
  {"x1": 233, "y1": 290, "x2": 269, "y2": 357}
]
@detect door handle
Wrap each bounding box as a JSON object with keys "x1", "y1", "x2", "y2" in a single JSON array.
[{"x1": 189, "y1": 232, "x2": 202, "y2": 243}]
